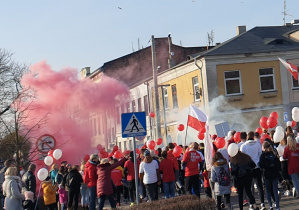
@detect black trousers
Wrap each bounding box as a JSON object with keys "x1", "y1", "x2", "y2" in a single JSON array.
[
  {"x1": 185, "y1": 174, "x2": 200, "y2": 197},
  {"x1": 281, "y1": 160, "x2": 292, "y2": 190},
  {"x1": 68, "y1": 188, "x2": 80, "y2": 210},
  {"x1": 235, "y1": 175, "x2": 255, "y2": 210},
  {"x1": 127, "y1": 180, "x2": 136, "y2": 203},
  {"x1": 217, "y1": 194, "x2": 231, "y2": 210}
]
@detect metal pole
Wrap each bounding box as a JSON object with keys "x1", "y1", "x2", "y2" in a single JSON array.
[
  {"x1": 184, "y1": 106, "x2": 191, "y2": 146},
  {"x1": 133, "y1": 136, "x2": 139, "y2": 205},
  {"x1": 146, "y1": 82, "x2": 153, "y2": 139},
  {"x1": 160, "y1": 86, "x2": 168, "y2": 140},
  {"x1": 151, "y1": 35, "x2": 162, "y2": 139}
]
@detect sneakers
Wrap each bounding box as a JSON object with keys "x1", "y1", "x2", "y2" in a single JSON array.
[
  {"x1": 261, "y1": 203, "x2": 266, "y2": 210},
  {"x1": 249, "y1": 205, "x2": 254, "y2": 210},
  {"x1": 243, "y1": 199, "x2": 249, "y2": 206},
  {"x1": 231, "y1": 186, "x2": 237, "y2": 193},
  {"x1": 116, "y1": 202, "x2": 120, "y2": 206},
  {"x1": 130, "y1": 202, "x2": 134, "y2": 207},
  {"x1": 284, "y1": 190, "x2": 291, "y2": 196},
  {"x1": 272, "y1": 203, "x2": 276, "y2": 208},
  {"x1": 293, "y1": 187, "x2": 297, "y2": 197}
]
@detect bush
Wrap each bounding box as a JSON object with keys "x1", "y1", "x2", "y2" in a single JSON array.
[{"x1": 129, "y1": 195, "x2": 216, "y2": 210}]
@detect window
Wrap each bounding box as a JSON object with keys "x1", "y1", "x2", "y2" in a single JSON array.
[
  {"x1": 132, "y1": 100, "x2": 136, "y2": 112},
  {"x1": 138, "y1": 98, "x2": 142, "y2": 112},
  {"x1": 192, "y1": 76, "x2": 200, "y2": 101},
  {"x1": 93, "y1": 119, "x2": 96, "y2": 136},
  {"x1": 224, "y1": 70, "x2": 242, "y2": 95},
  {"x1": 144, "y1": 95, "x2": 148, "y2": 115},
  {"x1": 116, "y1": 106, "x2": 120, "y2": 124},
  {"x1": 171, "y1": 84, "x2": 178, "y2": 108},
  {"x1": 259, "y1": 68, "x2": 275, "y2": 92},
  {"x1": 121, "y1": 103, "x2": 125, "y2": 114},
  {"x1": 126, "y1": 102, "x2": 130, "y2": 113},
  {"x1": 98, "y1": 117, "x2": 101, "y2": 135},
  {"x1": 119, "y1": 142, "x2": 121, "y2": 151},
  {"x1": 163, "y1": 87, "x2": 169, "y2": 109},
  {"x1": 292, "y1": 71, "x2": 299, "y2": 88}
]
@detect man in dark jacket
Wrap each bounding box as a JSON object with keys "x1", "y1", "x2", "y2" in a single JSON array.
[
  {"x1": 66, "y1": 165, "x2": 83, "y2": 210},
  {"x1": 22, "y1": 164, "x2": 37, "y2": 196},
  {"x1": 84, "y1": 154, "x2": 99, "y2": 210}
]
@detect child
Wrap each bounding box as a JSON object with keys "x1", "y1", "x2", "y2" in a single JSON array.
[
  {"x1": 42, "y1": 176, "x2": 58, "y2": 210},
  {"x1": 23, "y1": 191, "x2": 35, "y2": 210},
  {"x1": 211, "y1": 152, "x2": 232, "y2": 210},
  {"x1": 58, "y1": 184, "x2": 68, "y2": 210}
]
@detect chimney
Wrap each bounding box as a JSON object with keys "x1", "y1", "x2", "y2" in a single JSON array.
[
  {"x1": 80, "y1": 67, "x2": 90, "y2": 79},
  {"x1": 168, "y1": 33, "x2": 176, "y2": 68},
  {"x1": 236, "y1": 26, "x2": 246, "y2": 35}
]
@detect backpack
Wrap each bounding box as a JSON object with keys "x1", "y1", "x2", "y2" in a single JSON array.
[{"x1": 218, "y1": 167, "x2": 230, "y2": 186}]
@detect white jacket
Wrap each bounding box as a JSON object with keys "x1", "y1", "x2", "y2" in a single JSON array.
[{"x1": 240, "y1": 140, "x2": 262, "y2": 168}]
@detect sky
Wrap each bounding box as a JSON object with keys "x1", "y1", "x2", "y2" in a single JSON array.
[{"x1": 1, "y1": 0, "x2": 299, "y2": 74}]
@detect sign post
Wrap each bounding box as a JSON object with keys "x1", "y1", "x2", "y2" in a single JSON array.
[{"x1": 121, "y1": 112, "x2": 147, "y2": 205}]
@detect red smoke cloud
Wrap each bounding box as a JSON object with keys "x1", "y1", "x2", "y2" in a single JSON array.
[{"x1": 21, "y1": 61, "x2": 129, "y2": 165}]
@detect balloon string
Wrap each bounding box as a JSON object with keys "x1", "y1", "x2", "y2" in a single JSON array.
[{"x1": 34, "y1": 184, "x2": 42, "y2": 210}]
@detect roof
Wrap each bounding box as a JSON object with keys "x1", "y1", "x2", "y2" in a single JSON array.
[{"x1": 201, "y1": 25, "x2": 299, "y2": 57}]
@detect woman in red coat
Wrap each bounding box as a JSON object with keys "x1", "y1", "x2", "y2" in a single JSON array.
[{"x1": 97, "y1": 157, "x2": 127, "y2": 210}]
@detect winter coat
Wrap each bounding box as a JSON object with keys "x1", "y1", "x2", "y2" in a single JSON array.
[
  {"x1": 211, "y1": 160, "x2": 231, "y2": 196},
  {"x1": 84, "y1": 160, "x2": 98, "y2": 188},
  {"x1": 230, "y1": 157, "x2": 256, "y2": 179},
  {"x1": 283, "y1": 143, "x2": 299, "y2": 175},
  {"x1": 259, "y1": 151, "x2": 281, "y2": 180},
  {"x1": 167, "y1": 150, "x2": 179, "y2": 170},
  {"x1": 22, "y1": 171, "x2": 36, "y2": 196},
  {"x1": 111, "y1": 166, "x2": 124, "y2": 187},
  {"x1": 240, "y1": 140, "x2": 262, "y2": 168},
  {"x1": 42, "y1": 180, "x2": 58, "y2": 205},
  {"x1": 23, "y1": 200, "x2": 35, "y2": 210},
  {"x1": 97, "y1": 158, "x2": 127, "y2": 197},
  {"x1": 58, "y1": 187, "x2": 68, "y2": 204},
  {"x1": 50, "y1": 169, "x2": 58, "y2": 184},
  {"x1": 66, "y1": 169, "x2": 83, "y2": 191},
  {"x1": 2, "y1": 175, "x2": 24, "y2": 210}
]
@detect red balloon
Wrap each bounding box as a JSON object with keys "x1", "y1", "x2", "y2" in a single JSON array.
[
  {"x1": 149, "y1": 112, "x2": 155, "y2": 118},
  {"x1": 173, "y1": 146, "x2": 182, "y2": 155},
  {"x1": 197, "y1": 132, "x2": 205, "y2": 140},
  {"x1": 99, "y1": 149, "x2": 106, "y2": 155},
  {"x1": 154, "y1": 150, "x2": 159, "y2": 155},
  {"x1": 234, "y1": 132, "x2": 241, "y2": 143},
  {"x1": 123, "y1": 150, "x2": 130, "y2": 156},
  {"x1": 177, "y1": 124, "x2": 185, "y2": 131},
  {"x1": 97, "y1": 144, "x2": 103, "y2": 151},
  {"x1": 101, "y1": 152, "x2": 108, "y2": 158},
  {"x1": 260, "y1": 117, "x2": 268, "y2": 129},
  {"x1": 292, "y1": 120, "x2": 297, "y2": 127},
  {"x1": 215, "y1": 137, "x2": 226, "y2": 149},
  {"x1": 114, "y1": 151, "x2": 122, "y2": 159},
  {"x1": 48, "y1": 150, "x2": 54, "y2": 157},
  {"x1": 267, "y1": 117, "x2": 277, "y2": 128},
  {"x1": 83, "y1": 154, "x2": 90, "y2": 162},
  {"x1": 260, "y1": 134, "x2": 271, "y2": 144},
  {"x1": 173, "y1": 143, "x2": 177, "y2": 147},
  {"x1": 199, "y1": 127, "x2": 206, "y2": 134},
  {"x1": 255, "y1": 128, "x2": 263, "y2": 136},
  {"x1": 113, "y1": 146, "x2": 118, "y2": 152},
  {"x1": 136, "y1": 148, "x2": 140, "y2": 154},
  {"x1": 270, "y1": 111, "x2": 278, "y2": 120},
  {"x1": 148, "y1": 140, "x2": 156, "y2": 150},
  {"x1": 156, "y1": 138, "x2": 163, "y2": 146},
  {"x1": 141, "y1": 145, "x2": 146, "y2": 149}
]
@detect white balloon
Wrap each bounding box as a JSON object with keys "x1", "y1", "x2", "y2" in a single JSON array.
[
  {"x1": 292, "y1": 107, "x2": 299, "y2": 115},
  {"x1": 273, "y1": 131, "x2": 284, "y2": 143},
  {"x1": 227, "y1": 131, "x2": 232, "y2": 138},
  {"x1": 228, "y1": 143, "x2": 239, "y2": 157},
  {"x1": 44, "y1": 156, "x2": 53, "y2": 166},
  {"x1": 275, "y1": 126, "x2": 284, "y2": 133},
  {"x1": 286, "y1": 121, "x2": 292, "y2": 127},
  {"x1": 293, "y1": 114, "x2": 299, "y2": 122},
  {"x1": 37, "y1": 168, "x2": 48, "y2": 181},
  {"x1": 53, "y1": 149, "x2": 62, "y2": 160},
  {"x1": 276, "y1": 145, "x2": 285, "y2": 157}
]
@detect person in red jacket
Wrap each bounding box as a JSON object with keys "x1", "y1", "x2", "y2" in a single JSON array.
[
  {"x1": 110, "y1": 159, "x2": 124, "y2": 206},
  {"x1": 283, "y1": 135, "x2": 299, "y2": 196},
  {"x1": 97, "y1": 156, "x2": 127, "y2": 210},
  {"x1": 83, "y1": 154, "x2": 98, "y2": 210},
  {"x1": 182, "y1": 142, "x2": 202, "y2": 197},
  {"x1": 159, "y1": 151, "x2": 176, "y2": 198}
]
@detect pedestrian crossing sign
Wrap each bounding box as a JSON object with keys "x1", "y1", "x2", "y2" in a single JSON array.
[{"x1": 121, "y1": 112, "x2": 147, "y2": 138}]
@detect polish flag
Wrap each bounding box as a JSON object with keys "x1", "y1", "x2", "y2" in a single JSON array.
[
  {"x1": 187, "y1": 105, "x2": 207, "y2": 131},
  {"x1": 278, "y1": 57, "x2": 298, "y2": 80}
]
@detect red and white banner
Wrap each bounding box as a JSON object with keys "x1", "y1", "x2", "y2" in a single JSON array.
[
  {"x1": 187, "y1": 105, "x2": 207, "y2": 131},
  {"x1": 278, "y1": 57, "x2": 298, "y2": 80}
]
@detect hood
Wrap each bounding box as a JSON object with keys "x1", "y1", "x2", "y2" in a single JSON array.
[
  {"x1": 245, "y1": 140, "x2": 258, "y2": 146},
  {"x1": 86, "y1": 160, "x2": 97, "y2": 169},
  {"x1": 42, "y1": 180, "x2": 52, "y2": 188},
  {"x1": 214, "y1": 159, "x2": 227, "y2": 167},
  {"x1": 98, "y1": 163, "x2": 111, "y2": 169},
  {"x1": 114, "y1": 166, "x2": 122, "y2": 171},
  {"x1": 4, "y1": 175, "x2": 20, "y2": 181}
]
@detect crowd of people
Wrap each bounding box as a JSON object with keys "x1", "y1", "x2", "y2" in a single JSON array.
[{"x1": 0, "y1": 125, "x2": 298, "y2": 210}]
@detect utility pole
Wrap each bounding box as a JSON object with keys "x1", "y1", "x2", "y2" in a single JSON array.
[{"x1": 151, "y1": 35, "x2": 161, "y2": 139}]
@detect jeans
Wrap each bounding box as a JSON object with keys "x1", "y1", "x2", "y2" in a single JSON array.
[
  {"x1": 235, "y1": 175, "x2": 255, "y2": 210},
  {"x1": 185, "y1": 174, "x2": 200, "y2": 197},
  {"x1": 145, "y1": 182, "x2": 158, "y2": 202},
  {"x1": 163, "y1": 181, "x2": 175, "y2": 198},
  {"x1": 252, "y1": 168, "x2": 264, "y2": 204},
  {"x1": 80, "y1": 184, "x2": 89, "y2": 206},
  {"x1": 265, "y1": 178, "x2": 279, "y2": 209},
  {"x1": 68, "y1": 188, "x2": 80, "y2": 210},
  {"x1": 89, "y1": 186, "x2": 97, "y2": 210},
  {"x1": 291, "y1": 173, "x2": 299, "y2": 195},
  {"x1": 98, "y1": 195, "x2": 116, "y2": 210}
]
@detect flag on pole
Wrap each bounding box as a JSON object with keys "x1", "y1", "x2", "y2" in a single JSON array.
[
  {"x1": 278, "y1": 57, "x2": 298, "y2": 80},
  {"x1": 204, "y1": 128, "x2": 213, "y2": 171},
  {"x1": 187, "y1": 105, "x2": 207, "y2": 131}
]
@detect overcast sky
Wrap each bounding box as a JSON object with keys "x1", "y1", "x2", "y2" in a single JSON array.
[{"x1": 1, "y1": 0, "x2": 298, "y2": 73}]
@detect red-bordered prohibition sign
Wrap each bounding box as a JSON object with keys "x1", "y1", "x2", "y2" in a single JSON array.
[{"x1": 36, "y1": 134, "x2": 56, "y2": 154}]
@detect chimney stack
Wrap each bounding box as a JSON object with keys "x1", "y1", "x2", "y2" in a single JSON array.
[{"x1": 236, "y1": 26, "x2": 246, "y2": 36}]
